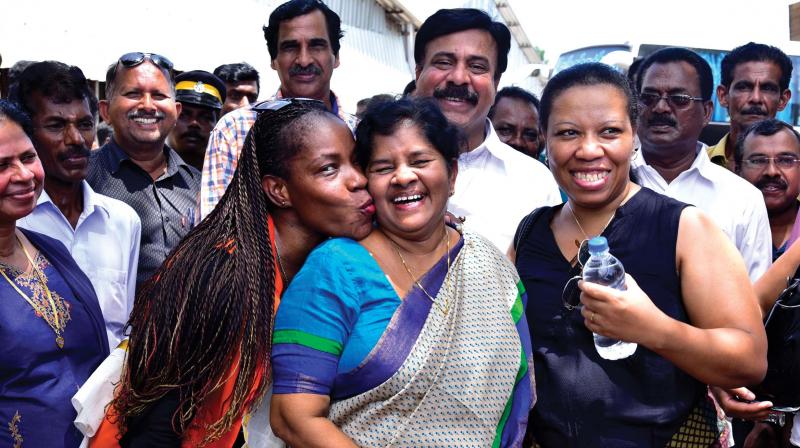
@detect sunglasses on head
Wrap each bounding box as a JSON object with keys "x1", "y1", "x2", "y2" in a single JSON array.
[
  {"x1": 252, "y1": 97, "x2": 326, "y2": 111},
  {"x1": 117, "y1": 52, "x2": 174, "y2": 74}
]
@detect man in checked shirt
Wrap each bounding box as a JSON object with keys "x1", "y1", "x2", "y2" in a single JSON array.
[{"x1": 199, "y1": 0, "x2": 357, "y2": 219}]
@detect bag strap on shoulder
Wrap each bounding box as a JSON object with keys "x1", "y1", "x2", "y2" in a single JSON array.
[{"x1": 513, "y1": 207, "x2": 549, "y2": 255}]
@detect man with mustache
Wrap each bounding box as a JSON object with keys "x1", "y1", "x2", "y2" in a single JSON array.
[
  {"x1": 632, "y1": 47, "x2": 771, "y2": 282},
  {"x1": 88, "y1": 52, "x2": 200, "y2": 288},
  {"x1": 730, "y1": 118, "x2": 800, "y2": 446},
  {"x1": 737, "y1": 119, "x2": 800, "y2": 263},
  {"x1": 11, "y1": 61, "x2": 141, "y2": 349},
  {"x1": 489, "y1": 86, "x2": 545, "y2": 160},
  {"x1": 709, "y1": 42, "x2": 793, "y2": 171},
  {"x1": 167, "y1": 70, "x2": 227, "y2": 170},
  {"x1": 413, "y1": 8, "x2": 561, "y2": 252},
  {"x1": 199, "y1": 0, "x2": 356, "y2": 218}
]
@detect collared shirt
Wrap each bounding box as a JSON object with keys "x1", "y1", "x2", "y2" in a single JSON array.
[
  {"x1": 18, "y1": 181, "x2": 141, "y2": 349},
  {"x1": 632, "y1": 142, "x2": 772, "y2": 281},
  {"x1": 448, "y1": 120, "x2": 562, "y2": 252},
  {"x1": 87, "y1": 139, "x2": 200, "y2": 287},
  {"x1": 199, "y1": 90, "x2": 357, "y2": 218},
  {"x1": 707, "y1": 133, "x2": 732, "y2": 168}
]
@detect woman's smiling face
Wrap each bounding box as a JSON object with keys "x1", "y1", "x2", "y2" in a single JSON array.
[
  {"x1": 366, "y1": 121, "x2": 456, "y2": 241},
  {"x1": 546, "y1": 83, "x2": 634, "y2": 209}
]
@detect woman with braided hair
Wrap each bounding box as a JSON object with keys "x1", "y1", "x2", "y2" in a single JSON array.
[{"x1": 84, "y1": 98, "x2": 375, "y2": 447}]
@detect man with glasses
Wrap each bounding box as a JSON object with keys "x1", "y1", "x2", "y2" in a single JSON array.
[
  {"x1": 736, "y1": 119, "x2": 800, "y2": 260},
  {"x1": 199, "y1": 0, "x2": 357, "y2": 219},
  {"x1": 730, "y1": 118, "x2": 800, "y2": 446},
  {"x1": 11, "y1": 61, "x2": 141, "y2": 349},
  {"x1": 632, "y1": 47, "x2": 771, "y2": 281},
  {"x1": 709, "y1": 42, "x2": 793, "y2": 171},
  {"x1": 88, "y1": 51, "x2": 200, "y2": 288}
]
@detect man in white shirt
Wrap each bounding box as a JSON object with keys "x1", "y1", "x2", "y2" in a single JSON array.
[
  {"x1": 12, "y1": 61, "x2": 141, "y2": 349},
  {"x1": 413, "y1": 8, "x2": 561, "y2": 252},
  {"x1": 633, "y1": 47, "x2": 771, "y2": 281}
]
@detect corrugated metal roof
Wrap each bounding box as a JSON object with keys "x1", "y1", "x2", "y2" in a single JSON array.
[
  {"x1": 328, "y1": 0, "x2": 403, "y2": 33},
  {"x1": 373, "y1": 0, "x2": 422, "y2": 28},
  {"x1": 495, "y1": 1, "x2": 541, "y2": 63}
]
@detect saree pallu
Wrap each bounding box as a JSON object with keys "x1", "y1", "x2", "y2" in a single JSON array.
[{"x1": 328, "y1": 231, "x2": 535, "y2": 447}]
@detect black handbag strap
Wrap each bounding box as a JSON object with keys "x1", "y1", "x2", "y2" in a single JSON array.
[{"x1": 513, "y1": 207, "x2": 549, "y2": 255}]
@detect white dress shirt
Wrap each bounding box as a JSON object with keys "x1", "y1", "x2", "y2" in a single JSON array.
[
  {"x1": 631, "y1": 142, "x2": 772, "y2": 281},
  {"x1": 18, "y1": 181, "x2": 141, "y2": 349},
  {"x1": 448, "y1": 120, "x2": 562, "y2": 252}
]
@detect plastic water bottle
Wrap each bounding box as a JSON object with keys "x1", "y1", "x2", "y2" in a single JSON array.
[{"x1": 582, "y1": 236, "x2": 637, "y2": 360}]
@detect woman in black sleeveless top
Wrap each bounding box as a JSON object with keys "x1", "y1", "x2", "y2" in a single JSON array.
[{"x1": 511, "y1": 63, "x2": 766, "y2": 447}]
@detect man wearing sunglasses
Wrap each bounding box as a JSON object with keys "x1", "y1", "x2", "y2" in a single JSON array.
[
  {"x1": 709, "y1": 42, "x2": 793, "y2": 171},
  {"x1": 632, "y1": 47, "x2": 771, "y2": 282},
  {"x1": 199, "y1": 0, "x2": 357, "y2": 219},
  {"x1": 87, "y1": 51, "x2": 200, "y2": 288}
]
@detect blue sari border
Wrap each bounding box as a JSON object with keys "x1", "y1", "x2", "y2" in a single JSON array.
[
  {"x1": 272, "y1": 343, "x2": 339, "y2": 395},
  {"x1": 331, "y1": 236, "x2": 465, "y2": 400}
]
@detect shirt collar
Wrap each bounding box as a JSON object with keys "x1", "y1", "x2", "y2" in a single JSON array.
[
  {"x1": 487, "y1": 119, "x2": 524, "y2": 163},
  {"x1": 106, "y1": 138, "x2": 195, "y2": 179},
  {"x1": 708, "y1": 133, "x2": 730, "y2": 166},
  {"x1": 163, "y1": 145, "x2": 195, "y2": 178},
  {"x1": 633, "y1": 141, "x2": 715, "y2": 182},
  {"x1": 35, "y1": 180, "x2": 110, "y2": 219},
  {"x1": 104, "y1": 138, "x2": 129, "y2": 174},
  {"x1": 688, "y1": 141, "x2": 716, "y2": 182}
]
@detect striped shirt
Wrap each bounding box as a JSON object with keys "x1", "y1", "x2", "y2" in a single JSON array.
[{"x1": 199, "y1": 90, "x2": 357, "y2": 219}]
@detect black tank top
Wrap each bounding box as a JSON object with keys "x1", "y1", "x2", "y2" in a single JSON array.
[{"x1": 515, "y1": 187, "x2": 698, "y2": 447}]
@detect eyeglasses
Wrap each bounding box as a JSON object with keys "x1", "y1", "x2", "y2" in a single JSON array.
[
  {"x1": 117, "y1": 52, "x2": 174, "y2": 74},
  {"x1": 561, "y1": 239, "x2": 592, "y2": 311},
  {"x1": 252, "y1": 97, "x2": 326, "y2": 112},
  {"x1": 639, "y1": 92, "x2": 704, "y2": 109},
  {"x1": 742, "y1": 155, "x2": 800, "y2": 171}
]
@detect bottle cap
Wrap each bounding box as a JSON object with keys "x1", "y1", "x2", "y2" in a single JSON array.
[{"x1": 587, "y1": 236, "x2": 608, "y2": 254}]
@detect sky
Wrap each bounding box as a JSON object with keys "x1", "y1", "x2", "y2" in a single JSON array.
[{"x1": 404, "y1": 0, "x2": 800, "y2": 65}]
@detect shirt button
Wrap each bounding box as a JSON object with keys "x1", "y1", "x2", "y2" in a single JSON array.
[{"x1": 165, "y1": 216, "x2": 170, "y2": 222}]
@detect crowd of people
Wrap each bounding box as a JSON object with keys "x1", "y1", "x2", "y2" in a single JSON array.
[{"x1": 0, "y1": 0, "x2": 798, "y2": 447}]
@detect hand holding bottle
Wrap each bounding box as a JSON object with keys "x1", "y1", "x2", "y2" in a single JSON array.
[{"x1": 580, "y1": 272, "x2": 672, "y2": 355}]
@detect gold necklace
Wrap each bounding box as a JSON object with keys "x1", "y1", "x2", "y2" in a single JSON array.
[
  {"x1": 0, "y1": 234, "x2": 65, "y2": 348},
  {"x1": 566, "y1": 202, "x2": 616, "y2": 248},
  {"x1": 387, "y1": 227, "x2": 451, "y2": 315},
  {"x1": 275, "y1": 241, "x2": 289, "y2": 286}
]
